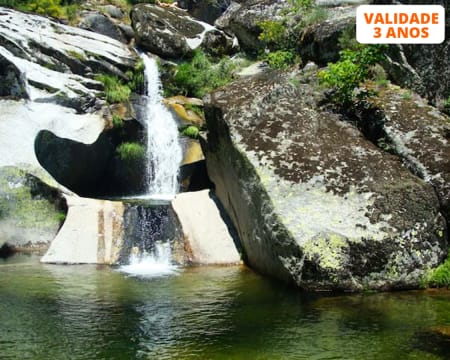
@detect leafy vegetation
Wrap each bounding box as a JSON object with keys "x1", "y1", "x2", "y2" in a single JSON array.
[
  {"x1": 184, "y1": 103, "x2": 204, "y2": 118},
  {"x1": 257, "y1": 0, "x2": 324, "y2": 70},
  {"x1": 112, "y1": 114, "x2": 124, "y2": 128},
  {"x1": 266, "y1": 50, "x2": 297, "y2": 70},
  {"x1": 95, "y1": 74, "x2": 131, "y2": 104},
  {"x1": 116, "y1": 142, "x2": 145, "y2": 162},
  {"x1": 181, "y1": 125, "x2": 200, "y2": 139},
  {"x1": 428, "y1": 252, "x2": 450, "y2": 288},
  {"x1": 0, "y1": 0, "x2": 83, "y2": 20},
  {"x1": 318, "y1": 45, "x2": 387, "y2": 106},
  {"x1": 444, "y1": 96, "x2": 450, "y2": 115},
  {"x1": 165, "y1": 50, "x2": 236, "y2": 98},
  {"x1": 126, "y1": 59, "x2": 145, "y2": 93}
]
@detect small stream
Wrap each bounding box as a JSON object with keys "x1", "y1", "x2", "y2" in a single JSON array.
[{"x1": 1, "y1": 255, "x2": 449, "y2": 360}]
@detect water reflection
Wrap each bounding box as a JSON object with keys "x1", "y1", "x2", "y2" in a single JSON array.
[{"x1": 0, "y1": 255, "x2": 449, "y2": 360}]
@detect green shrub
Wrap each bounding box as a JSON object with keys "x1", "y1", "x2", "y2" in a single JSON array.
[
  {"x1": 181, "y1": 126, "x2": 200, "y2": 139},
  {"x1": 318, "y1": 45, "x2": 387, "y2": 105},
  {"x1": 429, "y1": 253, "x2": 450, "y2": 288},
  {"x1": 166, "y1": 50, "x2": 236, "y2": 98},
  {"x1": 116, "y1": 142, "x2": 145, "y2": 162},
  {"x1": 288, "y1": 0, "x2": 313, "y2": 11},
  {"x1": 127, "y1": 59, "x2": 145, "y2": 93},
  {"x1": 444, "y1": 96, "x2": 450, "y2": 114},
  {"x1": 266, "y1": 50, "x2": 297, "y2": 69},
  {"x1": 184, "y1": 103, "x2": 204, "y2": 118},
  {"x1": 112, "y1": 114, "x2": 124, "y2": 128},
  {"x1": 25, "y1": 0, "x2": 64, "y2": 18},
  {"x1": 95, "y1": 74, "x2": 131, "y2": 103},
  {"x1": 257, "y1": 20, "x2": 288, "y2": 49}
]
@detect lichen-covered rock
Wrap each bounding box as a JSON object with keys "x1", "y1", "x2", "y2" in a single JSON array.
[
  {"x1": 215, "y1": 0, "x2": 289, "y2": 52},
  {"x1": 131, "y1": 4, "x2": 234, "y2": 59},
  {"x1": 203, "y1": 69, "x2": 447, "y2": 291},
  {"x1": 297, "y1": 7, "x2": 355, "y2": 65},
  {"x1": 0, "y1": 166, "x2": 66, "y2": 251},
  {"x1": 371, "y1": 86, "x2": 450, "y2": 230}
]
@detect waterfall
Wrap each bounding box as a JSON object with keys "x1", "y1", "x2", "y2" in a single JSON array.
[
  {"x1": 119, "y1": 53, "x2": 182, "y2": 277},
  {"x1": 141, "y1": 53, "x2": 182, "y2": 200}
]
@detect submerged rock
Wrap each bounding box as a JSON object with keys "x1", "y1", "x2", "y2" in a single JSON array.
[
  {"x1": 172, "y1": 190, "x2": 241, "y2": 265},
  {"x1": 0, "y1": 166, "x2": 67, "y2": 252},
  {"x1": 131, "y1": 4, "x2": 235, "y2": 59},
  {"x1": 203, "y1": 69, "x2": 447, "y2": 291}
]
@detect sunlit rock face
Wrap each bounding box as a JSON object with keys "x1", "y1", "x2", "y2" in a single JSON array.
[
  {"x1": 203, "y1": 68, "x2": 448, "y2": 291},
  {"x1": 0, "y1": 7, "x2": 136, "y2": 173},
  {"x1": 0, "y1": 7, "x2": 137, "y2": 250}
]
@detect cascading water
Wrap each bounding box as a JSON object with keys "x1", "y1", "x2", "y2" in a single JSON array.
[
  {"x1": 141, "y1": 53, "x2": 182, "y2": 199},
  {"x1": 119, "y1": 53, "x2": 183, "y2": 277}
]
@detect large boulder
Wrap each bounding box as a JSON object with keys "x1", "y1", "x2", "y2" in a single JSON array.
[
  {"x1": 131, "y1": 4, "x2": 235, "y2": 59},
  {"x1": 203, "y1": 68, "x2": 447, "y2": 291},
  {"x1": 0, "y1": 166, "x2": 67, "y2": 252}
]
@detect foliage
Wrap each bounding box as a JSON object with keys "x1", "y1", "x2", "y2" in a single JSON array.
[
  {"x1": 67, "y1": 50, "x2": 85, "y2": 62},
  {"x1": 338, "y1": 26, "x2": 359, "y2": 51},
  {"x1": 266, "y1": 50, "x2": 297, "y2": 69},
  {"x1": 184, "y1": 103, "x2": 204, "y2": 118},
  {"x1": 95, "y1": 74, "x2": 131, "y2": 104},
  {"x1": 181, "y1": 125, "x2": 200, "y2": 139},
  {"x1": 56, "y1": 211, "x2": 66, "y2": 224},
  {"x1": 25, "y1": 0, "x2": 64, "y2": 18},
  {"x1": 257, "y1": 20, "x2": 288, "y2": 50},
  {"x1": 318, "y1": 45, "x2": 387, "y2": 105},
  {"x1": 116, "y1": 142, "x2": 145, "y2": 162},
  {"x1": 166, "y1": 50, "x2": 236, "y2": 98},
  {"x1": 126, "y1": 59, "x2": 145, "y2": 93},
  {"x1": 112, "y1": 114, "x2": 124, "y2": 128},
  {"x1": 429, "y1": 253, "x2": 450, "y2": 288},
  {"x1": 444, "y1": 96, "x2": 450, "y2": 114},
  {"x1": 1, "y1": 0, "x2": 86, "y2": 21},
  {"x1": 288, "y1": 0, "x2": 313, "y2": 11}
]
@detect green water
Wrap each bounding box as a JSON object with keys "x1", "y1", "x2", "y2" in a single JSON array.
[{"x1": 1, "y1": 255, "x2": 449, "y2": 360}]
